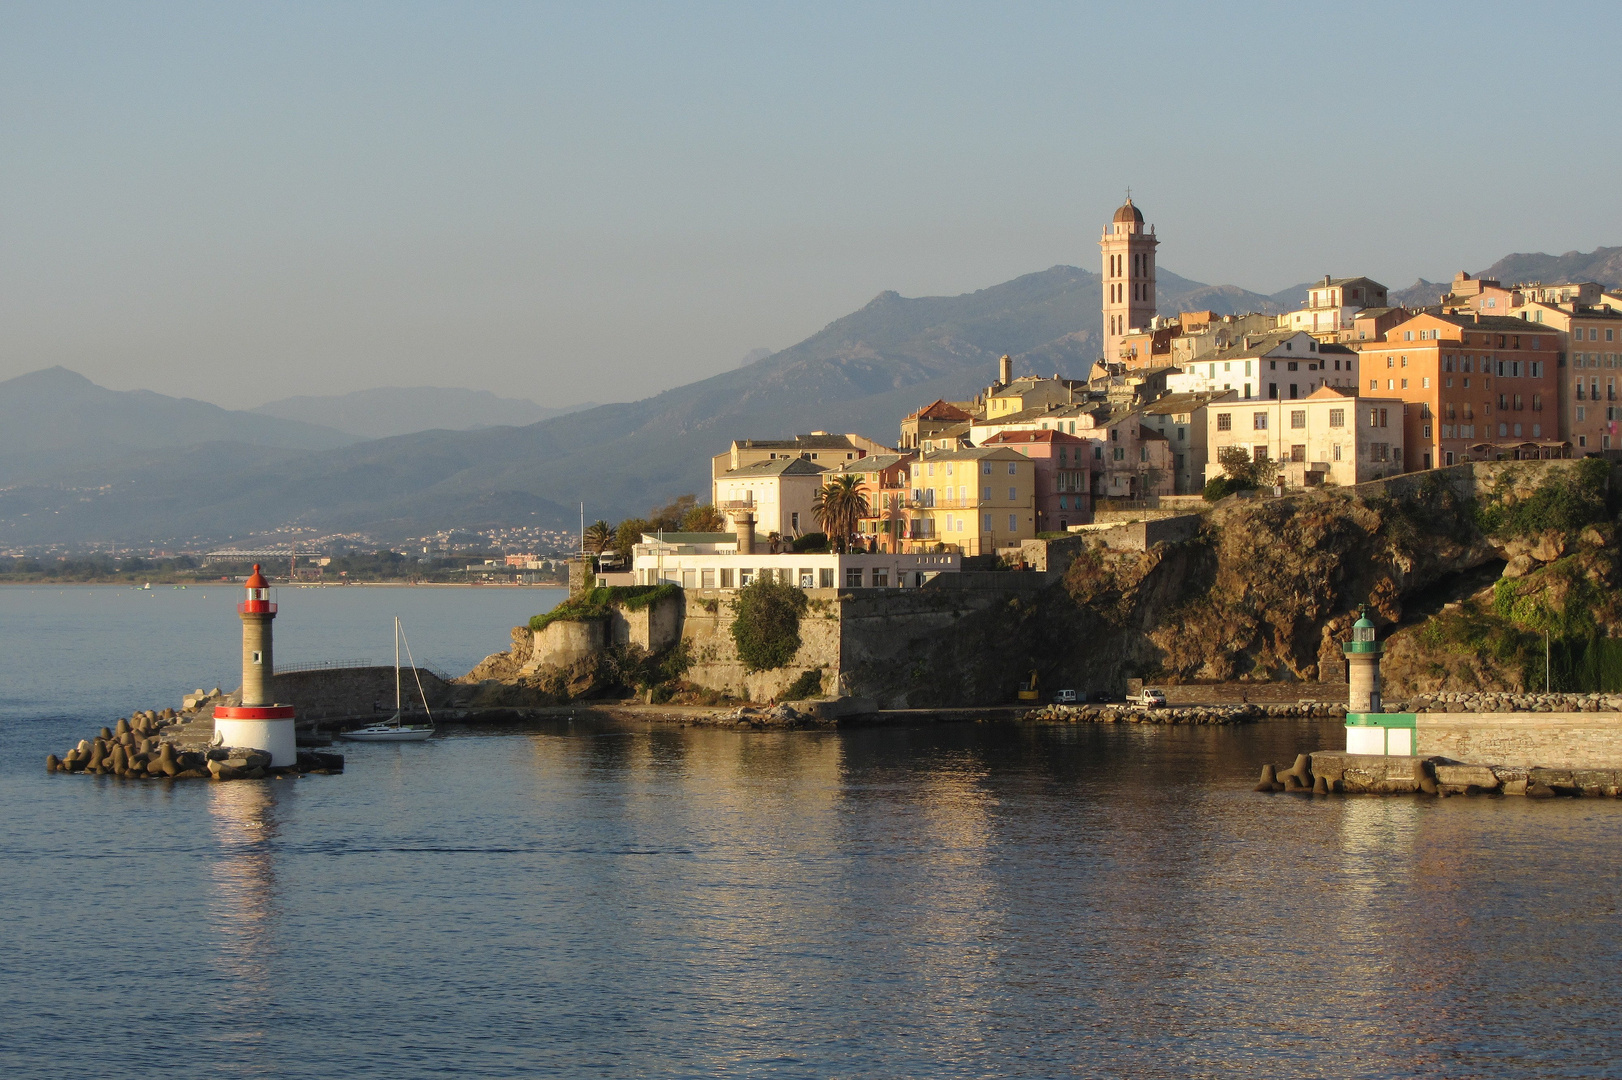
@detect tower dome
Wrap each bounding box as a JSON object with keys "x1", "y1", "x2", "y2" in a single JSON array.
[
  {"x1": 245, "y1": 563, "x2": 268, "y2": 589},
  {"x1": 1113, "y1": 198, "x2": 1144, "y2": 225}
]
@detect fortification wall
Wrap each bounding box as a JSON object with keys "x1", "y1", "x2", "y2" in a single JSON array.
[
  {"x1": 525, "y1": 619, "x2": 606, "y2": 673},
  {"x1": 678, "y1": 588, "x2": 843, "y2": 702}
]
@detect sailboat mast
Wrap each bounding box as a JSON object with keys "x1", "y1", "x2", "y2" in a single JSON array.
[{"x1": 395, "y1": 615, "x2": 401, "y2": 713}]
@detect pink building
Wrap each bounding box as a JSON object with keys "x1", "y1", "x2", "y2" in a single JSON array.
[{"x1": 980, "y1": 429, "x2": 1093, "y2": 531}]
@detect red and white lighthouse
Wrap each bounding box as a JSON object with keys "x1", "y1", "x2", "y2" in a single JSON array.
[{"x1": 213, "y1": 564, "x2": 297, "y2": 766}]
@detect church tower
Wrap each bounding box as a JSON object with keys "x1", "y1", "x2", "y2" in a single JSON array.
[{"x1": 1099, "y1": 195, "x2": 1158, "y2": 365}]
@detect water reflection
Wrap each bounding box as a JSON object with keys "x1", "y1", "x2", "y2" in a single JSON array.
[{"x1": 207, "y1": 779, "x2": 283, "y2": 1052}]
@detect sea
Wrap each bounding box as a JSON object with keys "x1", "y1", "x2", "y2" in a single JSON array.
[{"x1": 3, "y1": 584, "x2": 1621, "y2": 1079}]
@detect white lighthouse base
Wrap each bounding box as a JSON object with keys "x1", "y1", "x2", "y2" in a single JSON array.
[{"x1": 213, "y1": 705, "x2": 298, "y2": 767}]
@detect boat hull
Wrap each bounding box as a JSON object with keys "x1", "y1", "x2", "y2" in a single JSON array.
[{"x1": 338, "y1": 726, "x2": 435, "y2": 742}]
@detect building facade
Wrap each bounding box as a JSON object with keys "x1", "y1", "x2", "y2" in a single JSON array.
[
  {"x1": 713, "y1": 457, "x2": 827, "y2": 540},
  {"x1": 1511, "y1": 300, "x2": 1621, "y2": 452},
  {"x1": 1354, "y1": 312, "x2": 1565, "y2": 469},
  {"x1": 979, "y1": 429, "x2": 1093, "y2": 530},
  {"x1": 906, "y1": 447, "x2": 1037, "y2": 555},
  {"x1": 1204, "y1": 386, "x2": 1406, "y2": 487},
  {"x1": 1280, "y1": 276, "x2": 1389, "y2": 341}
]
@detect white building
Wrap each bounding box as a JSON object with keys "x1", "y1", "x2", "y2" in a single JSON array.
[
  {"x1": 1204, "y1": 386, "x2": 1406, "y2": 487},
  {"x1": 713, "y1": 456, "x2": 827, "y2": 540},
  {"x1": 1167, "y1": 330, "x2": 1359, "y2": 401},
  {"x1": 631, "y1": 533, "x2": 958, "y2": 589}
]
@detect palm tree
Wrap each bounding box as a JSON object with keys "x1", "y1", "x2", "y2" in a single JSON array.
[
  {"x1": 813, "y1": 475, "x2": 870, "y2": 553},
  {"x1": 583, "y1": 520, "x2": 613, "y2": 555}
]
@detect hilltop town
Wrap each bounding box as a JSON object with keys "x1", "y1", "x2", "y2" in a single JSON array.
[{"x1": 575, "y1": 197, "x2": 1616, "y2": 593}]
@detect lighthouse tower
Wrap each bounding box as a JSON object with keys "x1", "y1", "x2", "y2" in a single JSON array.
[{"x1": 212, "y1": 565, "x2": 297, "y2": 766}]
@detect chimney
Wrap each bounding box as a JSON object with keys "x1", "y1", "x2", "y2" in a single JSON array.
[{"x1": 999, "y1": 354, "x2": 1013, "y2": 386}]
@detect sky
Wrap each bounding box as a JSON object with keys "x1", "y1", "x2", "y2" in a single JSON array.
[{"x1": 3, "y1": 1, "x2": 1620, "y2": 410}]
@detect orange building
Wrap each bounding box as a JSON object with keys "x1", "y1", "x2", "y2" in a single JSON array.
[{"x1": 1354, "y1": 312, "x2": 1566, "y2": 470}]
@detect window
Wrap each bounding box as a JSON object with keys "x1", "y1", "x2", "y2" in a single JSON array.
[
  {"x1": 1007, "y1": 463, "x2": 1017, "y2": 474},
  {"x1": 702, "y1": 569, "x2": 716, "y2": 589},
  {"x1": 984, "y1": 514, "x2": 993, "y2": 531},
  {"x1": 1008, "y1": 486, "x2": 1017, "y2": 499},
  {"x1": 720, "y1": 568, "x2": 735, "y2": 588},
  {"x1": 790, "y1": 512, "x2": 800, "y2": 532},
  {"x1": 1253, "y1": 412, "x2": 1268, "y2": 430},
  {"x1": 872, "y1": 569, "x2": 889, "y2": 587},
  {"x1": 1290, "y1": 410, "x2": 1306, "y2": 429},
  {"x1": 1252, "y1": 445, "x2": 1268, "y2": 463},
  {"x1": 1008, "y1": 514, "x2": 1018, "y2": 531},
  {"x1": 1423, "y1": 424, "x2": 1431, "y2": 439},
  {"x1": 845, "y1": 567, "x2": 864, "y2": 588},
  {"x1": 1401, "y1": 379, "x2": 1408, "y2": 389},
  {"x1": 1333, "y1": 444, "x2": 1341, "y2": 461},
  {"x1": 819, "y1": 568, "x2": 835, "y2": 588},
  {"x1": 1423, "y1": 377, "x2": 1430, "y2": 388},
  {"x1": 799, "y1": 569, "x2": 815, "y2": 589},
  {"x1": 981, "y1": 486, "x2": 991, "y2": 501},
  {"x1": 1113, "y1": 447, "x2": 1125, "y2": 460},
  {"x1": 1290, "y1": 445, "x2": 1306, "y2": 463},
  {"x1": 1369, "y1": 379, "x2": 1378, "y2": 390},
  {"x1": 1329, "y1": 408, "x2": 1345, "y2": 428},
  {"x1": 1217, "y1": 413, "x2": 1232, "y2": 431},
  {"x1": 739, "y1": 569, "x2": 755, "y2": 586},
  {"x1": 982, "y1": 462, "x2": 991, "y2": 474}
]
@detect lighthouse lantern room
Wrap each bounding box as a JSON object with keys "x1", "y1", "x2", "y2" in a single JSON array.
[{"x1": 212, "y1": 564, "x2": 298, "y2": 766}]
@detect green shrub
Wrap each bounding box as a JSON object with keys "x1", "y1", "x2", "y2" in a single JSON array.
[
  {"x1": 1203, "y1": 476, "x2": 1237, "y2": 502},
  {"x1": 780, "y1": 668, "x2": 825, "y2": 700},
  {"x1": 528, "y1": 584, "x2": 681, "y2": 632},
  {"x1": 730, "y1": 577, "x2": 808, "y2": 671},
  {"x1": 791, "y1": 532, "x2": 829, "y2": 552},
  {"x1": 1476, "y1": 458, "x2": 1610, "y2": 540}
]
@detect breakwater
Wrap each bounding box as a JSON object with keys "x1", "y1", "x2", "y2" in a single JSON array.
[
  {"x1": 44, "y1": 703, "x2": 342, "y2": 780},
  {"x1": 1024, "y1": 701, "x2": 1345, "y2": 725},
  {"x1": 1253, "y1": 751, "x2": 1622, "y2": 798}
]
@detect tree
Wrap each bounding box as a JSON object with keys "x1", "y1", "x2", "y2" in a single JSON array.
[
  {"x1": 730, "y1": 577, "x2": 808, "y2": 671},
  {"x1": 583, "y1": 520, "x2": 613, "y2": 555},
  {"x1": 648, "y1": 494, "x2": 698, "y2": 533},
  {"x1": 1218, "y1": 446, "x2": 1273, "y2": 490},
  {"x1": 812, "y1": 474, "x2": 870, "y2": 553},
  {"x1": 613, "y1": 518, "x2": 652, "y2": 559},
  {"x1": 680, "y1": 502, "x2": 726, "y2": 533}
]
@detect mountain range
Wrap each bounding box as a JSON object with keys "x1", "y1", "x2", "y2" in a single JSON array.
[
  {"x1": 4, "y1": 249, "x2": 1618, "y2": 548},
  {"x1": 252, "y1": 387, "x2": 592, "y2": 440}
]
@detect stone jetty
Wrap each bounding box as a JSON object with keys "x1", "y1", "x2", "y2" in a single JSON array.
[{"x1": 45, "y1": 696, "x2": 342, "y2": 781}]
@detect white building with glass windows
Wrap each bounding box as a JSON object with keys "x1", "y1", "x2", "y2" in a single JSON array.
[{"x1": 630, "y1": 533, "x2": 959, "y2": 590}]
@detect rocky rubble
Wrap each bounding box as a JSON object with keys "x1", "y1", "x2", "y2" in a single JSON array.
[
  {"x1": 1400, "y1": 691, "x2": 1622, "y2": 713},
  {"x1": 1022, "y1": 701, "x2": 1346, "y2": 725}
]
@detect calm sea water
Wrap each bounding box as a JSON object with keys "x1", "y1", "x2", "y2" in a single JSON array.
[{"x1": 3, "y1": 586, "x2": 1621, "y2": 1078}]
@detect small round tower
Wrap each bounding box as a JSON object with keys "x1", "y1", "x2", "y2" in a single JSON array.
[{"x1": 213, "y1": 565, "x2": 297, "y2": 766}]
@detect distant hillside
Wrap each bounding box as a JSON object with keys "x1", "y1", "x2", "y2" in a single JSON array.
[
  {"x1": 252, "y1": 386, "x2": 594, "y2": 440},
  {"x1": 0, "y1": 367, "x2": 355, "y2": 486}
]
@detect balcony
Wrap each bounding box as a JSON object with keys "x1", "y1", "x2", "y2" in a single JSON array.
[{"x1": 716, "y1": 499, "x2": 756, "y2": 511}]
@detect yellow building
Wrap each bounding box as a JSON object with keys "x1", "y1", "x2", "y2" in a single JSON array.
[
  {"x1": 984, "y1": 375, "x2": 1088, "y2": 418},
  {"x1": 1512, "y1": 299, "x2": 1620, "y2": 451},
  {"x1": 905, "y1": 447, "x2": 1036, "y2": 556}
]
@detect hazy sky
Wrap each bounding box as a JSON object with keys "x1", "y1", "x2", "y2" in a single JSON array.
[{"x1": 3, "y1": 2, "x2": 1620, "y2": 409}]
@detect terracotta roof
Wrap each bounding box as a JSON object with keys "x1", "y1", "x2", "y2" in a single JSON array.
[
  {"x1": 982, "y1": 429, "x2": 1088, "y2": 444},
  {"x1": 907, "y1": 399, "x2": 973, "y2": 422}
]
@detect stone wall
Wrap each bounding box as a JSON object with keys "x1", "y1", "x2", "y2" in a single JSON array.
[
  {"x1": 524, "y1": 619, "x2": 606, "y2": 674},
  {"x1": 1416, "y1": 712, "x2": 1622, "y2": 769},
  {"x1": 610, "y1": 591, "x2": 683, "y2": 652},
  {"x1": 271, "y1": 666, "x2": 453, "y2": 722}
]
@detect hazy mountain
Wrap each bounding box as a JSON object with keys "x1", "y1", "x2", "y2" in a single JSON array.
[
  {"x1": 8, "y1": 248, "x2": 1614, "y2": 546},
  {"x1": 1477, "y1": 247, "x2": 1622, "y2": 290},
  {"x1": 252, "y1": 386, "x2": 594, "y2": 440},
  {"x1": 1390, "y1": 279, "x2": 1448, "y2": 308},
  {"x1": 0, "y1": 367, "x2": 355, "y2": 486}
]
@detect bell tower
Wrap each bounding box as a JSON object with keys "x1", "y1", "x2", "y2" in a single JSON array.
[{"x1": 1100, "y1": 194, "x2": 1158, "y2": 365}]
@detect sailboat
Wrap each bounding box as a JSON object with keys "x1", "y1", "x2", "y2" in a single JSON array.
[{"x1": 338, "y1": 616, "x2": 436, "y2": 742}]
